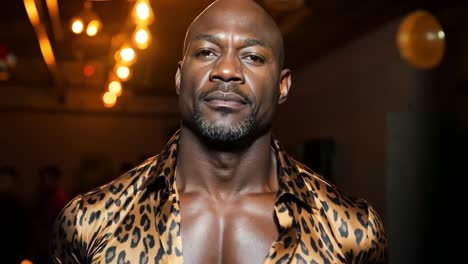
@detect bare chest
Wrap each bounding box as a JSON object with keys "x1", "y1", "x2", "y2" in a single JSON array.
[{"x1": 179, "y1": 193, "x2": 278, "y2": 264}]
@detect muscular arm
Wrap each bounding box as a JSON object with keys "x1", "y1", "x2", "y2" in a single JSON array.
[
  {"x1": 363, "y1": 205, "x2": 387, "y2": 263},
  {"x1": 50, "y1": 196, "x2": 90, "y2": 264}
]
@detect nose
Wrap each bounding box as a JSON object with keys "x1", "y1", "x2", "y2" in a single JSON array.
[{"x1": 209, "y1": 52, "x2": 245, "y2": 84}]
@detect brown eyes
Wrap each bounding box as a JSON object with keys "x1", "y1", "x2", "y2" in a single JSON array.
[
  {"x1": 195, "y1": 49, "x2": 216, "y2": 58},
  {"x1": 243, "y1": 54, "x2": 265, "y2": 64},
  {"x1": 194, "y1": 49, "x2": 265, "y2": 65}
]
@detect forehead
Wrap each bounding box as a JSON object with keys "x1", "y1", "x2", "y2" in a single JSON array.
[{"x1": 185, "y1": 3, "x2": 282, "y2": 50}]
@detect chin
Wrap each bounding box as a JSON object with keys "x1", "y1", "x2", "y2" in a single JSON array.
[{"x1": 193, "y1": 110, "x2": 257, "y2": 145}]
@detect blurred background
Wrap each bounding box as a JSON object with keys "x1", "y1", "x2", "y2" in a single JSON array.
[{"x1": 1, "y1": 0, "x2": 466, "y2": 263}]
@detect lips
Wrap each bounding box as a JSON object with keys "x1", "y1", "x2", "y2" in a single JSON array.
[{"x1": 203, "y1": 91, "x2": 248, "y2": 105}]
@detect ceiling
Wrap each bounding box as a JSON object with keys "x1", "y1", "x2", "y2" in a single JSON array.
[{"x1": 0, "y1": 0, "x2": 462, "y2": 104}]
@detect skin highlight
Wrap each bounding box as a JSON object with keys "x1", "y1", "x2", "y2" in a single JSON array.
[{"x1": 174, "y1": 1, "x2": 292, "y2": 263}]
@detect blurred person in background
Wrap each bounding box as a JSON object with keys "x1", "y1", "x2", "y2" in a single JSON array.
[
  {"x1": 30, "y1": 165, "x2": 70, "y2": 263},
  {"x1": 0, "y1": 165, "x2": 27, "y2": 262}
]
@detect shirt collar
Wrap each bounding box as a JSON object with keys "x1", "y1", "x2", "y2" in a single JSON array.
[
  {"x1": 140, "y1": 129, "x2": 317, "y2": 211},
  {"x1": 272, "y1": 137, "x2": 318, "y2": 211},
  {"x1": 139, "y1": 130, "x2": 180, "y2": 192}
]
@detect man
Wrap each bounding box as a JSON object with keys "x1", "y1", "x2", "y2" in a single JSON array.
[{"x1": 51, "y1": 0, "x2": 387, "y2": 263}]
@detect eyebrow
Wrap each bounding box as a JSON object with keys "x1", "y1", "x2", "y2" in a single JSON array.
[{"x1": 193, "y1": 34, "x2": 271, "y2": 49}]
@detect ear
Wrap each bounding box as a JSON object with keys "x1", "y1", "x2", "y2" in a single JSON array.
[
  {"x1": 175, "y1": 61, "x2": 182, "y2": 95},
  {"x1": 277, "y1": 68, "x2": 291, "y2": 104}
]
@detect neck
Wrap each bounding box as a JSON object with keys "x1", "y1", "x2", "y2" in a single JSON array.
[{"x1": 176, "y1": 125, "x2": 278, "y2": 201}]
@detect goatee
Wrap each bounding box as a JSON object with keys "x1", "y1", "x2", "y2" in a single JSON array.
[
  {"x1": 193, "y1": 107, "x2": 256, "y2": 144},
  {"x1": 193, "y1": 83, "x2": 256, "y2": 144}
]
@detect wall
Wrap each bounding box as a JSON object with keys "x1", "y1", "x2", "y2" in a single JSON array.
[
  {"x1": 274, "y1": 8, "x2": 468, "y2": 262},
  {"x1": 274, "y1": 17, "x2": 424, "y2": 215},
  {"x1": 0, "y1": 86, "x2": 180, "y2": 201}
]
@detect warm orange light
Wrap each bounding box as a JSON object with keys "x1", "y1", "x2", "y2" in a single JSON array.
[
  {"x1": 102, "y1": 91, "x2": 117, "y2": 107},
  {"x1": 136, "y1": 1, "x2": 150, "y2": 20},
  {"x1": 121, "y1": 48, "x2": 135, "y2": 59},
  {"x1": 71, "y1": 18, "x2": 84, "y2": 34},
  {"x1": 24, "y1": 0, "x2": 57, "y2": 74},
  {"x1": 23, "y1": 0, "x2": 40, "y2": 27},
  {"x1": 133, "y1": 26, "x2": 152, "y2": 50},
  {"x1": 0, "y1": 71, "x2": 11, "y2": 81},
  {"x1": 116, "y1": 65, "x2": 131, "y2": 81},
  {"x1": 397, "y1": 10, "x2": 445, "y2": 69},
  {"x1": 132, "y1": 0, "x2": 154, "y2": 25},
  {"x1": 69, "y1": 2, "x2": 102, "y2": 36},
  {"x1": 46, "y1": 0, "x2": 59, "y2": 16},
  {"x1": 38, "y1": 32, "x2": 56, "y2": 66},
  {"x1": 118, "y1": 47, "x2": 136, "y2": 65},
  {"x1": 108, "y1": 80, "x2": 122, "y2": 97},
  {"x1": 21, "y1": 259, "x2": 34, "y2": 264},
  {"x1": 46, "y1": 0, "x2": 63, "y2": 40},
  {"x1": 86, "y1": 19, "x2": 101, "y2": 36}
]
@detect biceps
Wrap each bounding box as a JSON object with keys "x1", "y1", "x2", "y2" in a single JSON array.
[{"x1": 365, "y1": 206, "x2": 387, "y2": 263}]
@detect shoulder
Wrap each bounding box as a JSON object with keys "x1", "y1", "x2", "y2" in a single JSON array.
[
  {"x1": 51, "y1": 155, "x2": 160, "y2": 260},
  {"x1": 293, "y1": 159, "x2": 387, "y2": 262},
  {"x1": 292, "y1": 158, "x2": 363, "y2": 212},
  {"x1": 76, "y1": 155, "x2": 158, "y2": 217}
]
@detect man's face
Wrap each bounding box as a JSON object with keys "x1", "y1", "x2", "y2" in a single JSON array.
[{"x1": 176, "y1": 1, "x2": 290, "y2": 144}]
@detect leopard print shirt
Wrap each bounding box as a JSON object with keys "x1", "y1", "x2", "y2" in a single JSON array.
[{"x1": 51, "y1": 131, "x2": 387, "y2": 263}]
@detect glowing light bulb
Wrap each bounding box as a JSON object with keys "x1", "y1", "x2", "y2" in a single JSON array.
[
  {"x1": 133, "y1": 27, "x2": 151, "y2": 50},
  {"x1": 120, "y1": 47, "x2": 136, "y2": 63},
  {"x1": 108, "y1": 80, "x2": 122, "y2": 97},
  {"x1": 116, "y1": 65, "x2": 131, "y2": 81},
  {"x1": 132, "y1": 0, "x2": 154, "y2": 25},
  {"x1": 71, "y1": 18, "x2": 84, "y2": 34},
  {"x1": 86, "y1": 20, "x2": 101, "y2": 36},
  {"x1": 136, "y1": 2, "x2": 150, "y2": 20},
  {"x1": 102, "y1": 91, "x2": 117, "y2": 107}
]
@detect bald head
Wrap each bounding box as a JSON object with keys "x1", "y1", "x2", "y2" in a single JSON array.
[{"x1": 183, "y1": 0, "x2": 284, "y2": 68}]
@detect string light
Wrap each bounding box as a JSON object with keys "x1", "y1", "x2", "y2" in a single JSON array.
[
  {"x1": 136, "y1": 3, "x2": 150, "y2": 20},
  {"x1": 102, "y1": 91, "x2": 117, "y2": 108},
  {"x1": 115, "y1": 65, "x2": 132, "y2": 81},
  {"x1": 108, "y1": 80, "x2": 122, "y2": 97},
  {"x1": 133, "y1": 25, "x2": 152, "y2": 50},
  {"x1": 115, "y1": 46, "x2": 137, "y2": 65},
  {"x1": 99, "y1": 0, "x2": 157, "y2": 108},
  {"x1": 70, "y1": 1, "x2": 102, "y2": 37},
  {"x1": 86, "y1": 19, "x2": 101, "y2": 36},
  {"x1": 71, "y1": 19, "x2": 84, "y2": 34},
  {"x1": 132, "y1": 0, "x2": 154, "y2": 25}
]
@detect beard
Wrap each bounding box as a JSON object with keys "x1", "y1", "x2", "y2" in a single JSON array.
[
  {"x1": 192, "y1": 84, "x2": 256, "y2": 145},
  {"x1": 193, "y1": 106, "x2": 256, "y2": 144}
]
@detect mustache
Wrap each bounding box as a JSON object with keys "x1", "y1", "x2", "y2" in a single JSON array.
[{"x1": 198, "y1": 83, "x2": 253, "y2": 105}]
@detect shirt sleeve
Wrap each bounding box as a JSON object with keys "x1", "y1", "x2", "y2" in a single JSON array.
[
  {"x1": 364, "y1": 204, "x2": 388, "y2": 263},
  {"x1": 50, "y1": 195, "x2": 89, "y2": 264}
]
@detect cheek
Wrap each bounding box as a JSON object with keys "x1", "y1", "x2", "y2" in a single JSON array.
[
  {"x1": 178, "y1": 73, "x2": 195, "y2": 113},
  {"x1": 178, "y1": 68, "x2": 211, "y2": 113},
  {"x1": 180, "y1": 67, "x2": 209, "y2": 95},
  {"x1": 245, "y1": 67, "x2": 279, "y2": 95},
  {"x1": 247, "y1": 79, "x2": 278, "y2": 106},
  {"x1": 252, "y1": 84, "x2": 279, "y2": 120}
]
